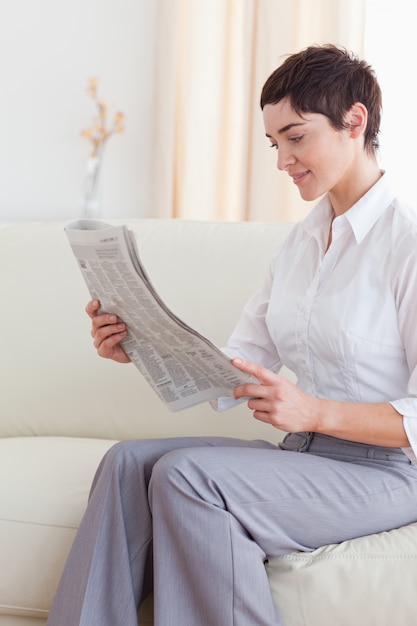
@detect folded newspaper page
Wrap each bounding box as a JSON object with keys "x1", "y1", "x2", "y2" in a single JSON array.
[{"x1": 65, "y1": 220, "x2": 254, "y2": 411}]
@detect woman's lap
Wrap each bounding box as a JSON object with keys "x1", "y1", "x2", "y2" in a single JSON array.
[{"x1": 109, "y1": 434, "x2": 417, "y2": 557}]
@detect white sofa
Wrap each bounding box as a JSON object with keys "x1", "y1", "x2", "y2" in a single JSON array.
[{"x1": 1, "y1": 219, "x2": 417, "y2": 626}]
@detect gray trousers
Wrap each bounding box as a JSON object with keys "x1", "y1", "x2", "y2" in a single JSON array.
[{"x1": 46, "y1": 434, "x2": 417, "y2": 626}]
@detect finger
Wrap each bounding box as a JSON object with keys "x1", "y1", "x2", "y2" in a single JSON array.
[
  {"x1": 91, "y1": 313, "x2": 122, "y2": 338},
  {"x1": 93, "y1": 322, "x2": 126, "y2": 348},
  {"x1": 96, "y1": 329, "x2": 127, "y2": 358},
  {"x1": 252, "y1": 410, "x2": 272, "y2": 425},
  {"x1": 247, "y1": 397, "x2": 271, "y2": 412},
  {"x1": 232, "y1": 357, "x2": 278, "y2": 385},
  {"x1": 234, "y1": 383, "x2": 267, "y2": 400},
  {"x1": 85, "y1": 299, "x2": 101, "y2": 319}
]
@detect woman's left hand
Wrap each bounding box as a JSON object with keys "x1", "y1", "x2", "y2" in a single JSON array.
[{"x1": 232, "y1": 357, "x2": 320, "y2": 432}]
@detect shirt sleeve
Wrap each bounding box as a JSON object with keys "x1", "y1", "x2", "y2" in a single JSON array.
[
  {"x1": 390, "y1": 226, "x2": 417, "y2": 460},
  {"x1": 212, "y1": 255, "x2": 283, "y2": 412}
]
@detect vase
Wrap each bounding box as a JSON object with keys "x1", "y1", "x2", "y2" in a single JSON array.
[{"x1": 82, "y1": 156, "x2": 102, "y2": 218}]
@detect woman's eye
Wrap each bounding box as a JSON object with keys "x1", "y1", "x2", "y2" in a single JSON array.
[
  {"x1": 269, "y1": 143, "x2": 278, "y2": 150},
  {"x1": 289, "y1": 135, "x2": 303, "y2": 144}
]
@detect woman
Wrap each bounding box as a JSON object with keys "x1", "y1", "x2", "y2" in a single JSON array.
[{"x1": 47, "y1": 44, "x2": 417, "y2": 626}]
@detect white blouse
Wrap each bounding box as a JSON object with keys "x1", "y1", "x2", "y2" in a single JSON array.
[{"x1": 220, "y1": 174, "x2": 417, "y2": 462}]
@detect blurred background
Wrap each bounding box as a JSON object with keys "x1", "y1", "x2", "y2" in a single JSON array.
[{"x1": 0, "y1": 0, "x2": 414, "y2": 224}]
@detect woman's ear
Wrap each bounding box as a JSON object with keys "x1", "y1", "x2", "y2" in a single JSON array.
[{"x1": 345, "y1": 102, "x2": 368, "y2": 138}]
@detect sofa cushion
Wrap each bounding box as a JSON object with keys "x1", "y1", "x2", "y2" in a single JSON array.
[
  {"x1": 266, "y1": 521, "x2": 417, "y2": 626},
  {"x1": 0, "y1": 437, "x2": 116, "y2": 620}
]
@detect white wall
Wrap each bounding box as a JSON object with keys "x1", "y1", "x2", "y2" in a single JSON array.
[
  {"x1": 1, "y1": 1, "x2": 415, "y2": 224},
  {"x1": 364, "y1": 0, "x2": 416, "y2": 209},
  {"x1": 0, "y1": 0, "x2": 157, "y2": 222}
]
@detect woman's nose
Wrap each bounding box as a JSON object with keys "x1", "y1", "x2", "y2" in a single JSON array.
[{"x1": 277, "y1": 148, "x2": 296, "y2": 171}]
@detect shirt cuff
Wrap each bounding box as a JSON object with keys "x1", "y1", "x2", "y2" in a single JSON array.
[
  {"x1": 210, "y1": 396, "x2": 247, "y2": 412},
  {"x1": 391, "y1": 399, "x2": 417, "y2": 464}
]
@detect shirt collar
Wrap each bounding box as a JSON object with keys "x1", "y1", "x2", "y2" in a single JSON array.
[{"x1": 302, "y1": 172, "x2": 396, "y2": 244}]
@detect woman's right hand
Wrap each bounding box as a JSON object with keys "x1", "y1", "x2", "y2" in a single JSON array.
[{"x1": 86, "y1": 300, "x2": 132, "y2": 363}]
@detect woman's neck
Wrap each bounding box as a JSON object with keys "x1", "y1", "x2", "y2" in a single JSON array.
[{"x1": 329, "y1": 160, "x2": 382, "y2": 216}]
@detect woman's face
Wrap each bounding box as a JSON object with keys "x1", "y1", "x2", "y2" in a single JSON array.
[{"x1": 263, "y1": 97, "x2": 356, "y2": 203}]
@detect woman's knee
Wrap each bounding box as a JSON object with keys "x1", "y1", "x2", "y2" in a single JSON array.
[
  {"x1": 149, "y1": 447, "x2": 223, "y2": 506},
  {"x1": 90, "y1": 441, "x2": 141, "y2": 494},
  {"x1": 97, "y1": 440, "x2": 138, "y2": 474},
  {"x1": 149, "y1": 448, "x2": 200, "y2": 497},
  {"x1": 92, "y1": 439, "x2": 198, "y2": 496},
  {"x1": 151, "y1": 447, "x2": 190, "y2": 480}
]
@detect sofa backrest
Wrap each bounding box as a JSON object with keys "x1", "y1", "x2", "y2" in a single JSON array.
[{"x1": 1, "y1": 219, "x2": 294, "y2": 443}]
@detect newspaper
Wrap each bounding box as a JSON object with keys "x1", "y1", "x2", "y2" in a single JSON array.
[{"x1": 65, "y1": 220, "x2": 254, "y2": 411}]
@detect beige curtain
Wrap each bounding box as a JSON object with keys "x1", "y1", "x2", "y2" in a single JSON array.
[{"x1": 149, "y1": 0, "x2": 366, "y2": 222}]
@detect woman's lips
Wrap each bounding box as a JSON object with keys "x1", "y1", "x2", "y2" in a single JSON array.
[{"x1": 291, "y1": 170, "x2": 310, "y2": 185}]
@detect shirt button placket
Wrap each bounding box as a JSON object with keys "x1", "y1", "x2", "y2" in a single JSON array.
[{"x1": 295, "y1": 273, "x2": 319, "y2": 393}]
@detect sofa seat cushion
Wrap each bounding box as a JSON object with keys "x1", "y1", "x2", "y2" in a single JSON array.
[
  {"x1": 136, "y1": 520, "x2": 417, "y2": 626},
  {"x1": 266, "y1": 520, "x2": 417, "y2": 626},
  {"x1": 0, "y1": 437, "x2": 117, "y2": 620}
]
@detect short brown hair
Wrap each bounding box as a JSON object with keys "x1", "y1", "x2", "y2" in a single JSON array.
[{"x1": 260, "y1": 44, "x2": 382, "y2": 155}]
